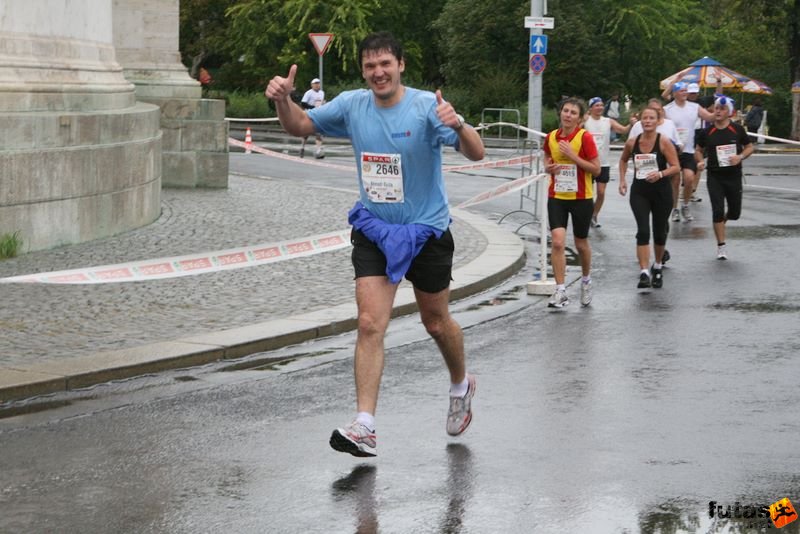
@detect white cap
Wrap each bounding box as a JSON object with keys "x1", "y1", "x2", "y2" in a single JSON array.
[
  {"x1": 687, "y1": 82, "x2": 700, "y2": 93},
  {"x1": 311, "y1": 78, "x2": 321, "y2": 84}
]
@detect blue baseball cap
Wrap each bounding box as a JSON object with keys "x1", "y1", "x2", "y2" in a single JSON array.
[
  {"x1": 672, "y1": 81, "x2": 688, "y2": 92},
  {"x1": 588, "y1": 97, "x2": 603, "y2": 107}
]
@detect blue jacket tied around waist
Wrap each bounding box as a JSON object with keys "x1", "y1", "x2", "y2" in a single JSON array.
[{"x1": 348, "y1": 202, "x2": 444, "y2": 284}]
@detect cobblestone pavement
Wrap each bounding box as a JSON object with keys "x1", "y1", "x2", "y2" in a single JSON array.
[{"x1": 0, "y1": 174, "x2": 486, "y2": 368}]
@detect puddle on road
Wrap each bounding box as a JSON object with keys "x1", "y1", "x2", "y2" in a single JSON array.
[
  {"x1": 174, "y1": 375, "x2": 199, "y2": 382},
  {"x1": 728, "y1": 224, "x2": 800, "y2": 239},
  {"x1": 464, "y1": 285, "x2": 523, "y2": 311},
  {"x1": 219, "y1": 350, "x2": 335, "y2": 372},
  {"x1": 709, "y1": 298, "x2": 800, "y2": 314},
  {"x1": 0, "y1": 398, "x2": 74, "y2": 420}
]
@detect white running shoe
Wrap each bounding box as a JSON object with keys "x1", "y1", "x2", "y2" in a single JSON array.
[
  {"x1": 330, "y1": 421, "x2": 377, "y2": 457},
  {"x1": 548, "y1": 288, "x2": 569, "y2": 308},
  {"x1": 580, "y1": 280, "x2": 593, "y2": 306},
  {"x1": 717, "y1": 244, "x2": 728, "y2": 260},
  {"x1": 446, "y1": 374, "x2": 476, "y2": 436}
]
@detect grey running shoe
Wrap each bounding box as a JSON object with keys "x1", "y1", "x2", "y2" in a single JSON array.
[
  {"x1": 662, "y1": 249, "x2": 671, "y2": 264},
  {"x1": 330, "y1": 421, "x2": 377, "y2": 457},
  {"x1": 681, "y1": 204, "x2": 694, "y2": 222},
  {"x1": 671, "y1": 208, "x2": 681, "y2": 222},
  {"x1": 548, "y1": 288, "x2": 569, "y2": 308},
  {"x1": 717, "y1": 244, "x2": 728, "y2": 260},
  {"x1": 447, "y1": 374, "x2": 476, "y2": 436},
  {"x1": 590, "y1": 216, "x2": 601, "y2": 228},
  {"x1": 651, "y1": 266, "x2": 663, "y2": 288},
  {"x1": 638, "y1": 272, "x2": 651, "y2": 288},
  {"x1": 580, "y1": 280, "x2": 593, "y2": 306}
]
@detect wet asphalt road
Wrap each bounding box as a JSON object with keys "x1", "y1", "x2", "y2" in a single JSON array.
[{"x1": 1, "y1": 151, "x2": 799, "y2": 533}]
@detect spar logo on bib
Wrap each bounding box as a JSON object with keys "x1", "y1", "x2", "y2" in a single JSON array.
[{"x1": 391, "y1": 130, "x2": 411, "y2": 139}]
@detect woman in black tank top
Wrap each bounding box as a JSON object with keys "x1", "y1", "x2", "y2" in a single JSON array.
[{"x1": 618, "y1": 107, "x2": 680, "y2": 289}]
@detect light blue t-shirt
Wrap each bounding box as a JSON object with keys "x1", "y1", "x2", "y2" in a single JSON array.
[{"x1": 308, "y1": 87, "x2": 460, "y2": 231}]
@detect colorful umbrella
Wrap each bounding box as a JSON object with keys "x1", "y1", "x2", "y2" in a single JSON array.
[
  {"x1": 660, "y1": 56, "x2": 773, "y2": 95},
  {"x1": 793, "y1": 81, "x2": 800, "y2": 93}
]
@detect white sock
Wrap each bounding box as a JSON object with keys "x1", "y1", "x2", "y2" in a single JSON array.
[
  {"x1": 356, "y1": 412, "x2": 375, "y2": 432},
  {"x1": 641, "y1": 269, "x2": 650, "y2": 275},
  {"x1": 450, "y1": 376, "x2": 469, "y2": 398},
  {"x1": 556, "y1": 284, "x2": 566, "y2": 291},
  {"x1": 582, "y1": 276, "x2": 591, "y2": 284},
  {"x1": 653, "y1": 262, "x2": 662, "y2": 269}
]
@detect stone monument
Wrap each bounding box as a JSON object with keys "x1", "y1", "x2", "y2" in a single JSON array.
[
  {"x1": 0, "y1": 0, "x2": 162, "y2": 253},
  {"x1": 113, "y1": 0, "x2": 229, "y2": 188},
  {"x1": 0, "y1": 0, "x2": 229, "y2": 254}
]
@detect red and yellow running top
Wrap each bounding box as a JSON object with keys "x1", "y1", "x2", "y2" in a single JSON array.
[{"x1": 544, "y1": 127, "x2": 598, "y2": 200}]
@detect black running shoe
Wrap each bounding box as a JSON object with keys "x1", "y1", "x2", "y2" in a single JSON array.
[
  {"x1": 637, "y1": 272, "x2": 651, "y2": 288},
  {"x1": 662, "y1": 249, "x2": 670, "y2": 264},
  {"x1": 651, "y1": 267, "x2": 663, "y2": 288}
]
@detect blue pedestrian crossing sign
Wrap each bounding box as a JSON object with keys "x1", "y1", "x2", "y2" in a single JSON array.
[{"x1": 529, "y1": 35, "x2": 548, "y2": 55}]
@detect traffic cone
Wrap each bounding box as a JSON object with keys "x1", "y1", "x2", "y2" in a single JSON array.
[{"x1": 245, "y1": 127, "x2": 252, "y2": 154}]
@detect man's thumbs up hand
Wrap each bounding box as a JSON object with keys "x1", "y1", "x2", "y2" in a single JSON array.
[
  {"x1": 435, "y1": 89, "x2": 463, "y2": 131},
  {"x1": 265, "y1": 64, "x2": 298, "y2": 101}
]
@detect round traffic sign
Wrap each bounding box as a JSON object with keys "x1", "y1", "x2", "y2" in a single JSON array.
[{"x1": 530, "y1": 54, "x2": 547, "y2": 75}]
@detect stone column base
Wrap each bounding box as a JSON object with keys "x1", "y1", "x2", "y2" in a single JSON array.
[
  {"x1": 0, "y1": 102, "x2": 162, "y2": 252},
  {"x1": 140, "y1": 97, "x2": 229, "y2": 188}
]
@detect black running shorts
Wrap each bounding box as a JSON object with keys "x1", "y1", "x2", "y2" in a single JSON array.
[{"x1": 351, "y1": 228, "x2": 454, "y2": 293}]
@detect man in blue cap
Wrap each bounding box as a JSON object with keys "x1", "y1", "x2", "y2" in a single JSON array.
[{"x1": 695, "y1": 95, "x2": 753, "y2": 260}]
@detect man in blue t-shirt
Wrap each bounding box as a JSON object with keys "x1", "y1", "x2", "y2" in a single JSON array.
[{"x1": 265, "y1": 31, "x2": 484, "y2": 458}]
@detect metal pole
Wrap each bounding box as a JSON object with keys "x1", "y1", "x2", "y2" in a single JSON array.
[
  {"x1": 318, "y1": 55, "x2": 323, "y2": 89},
  {"x1": 524, "y1": 0, "x2": 555, "y2": 296},
  {"x1": 527, "y1": 0, "x2": 544, "y2": 138}
]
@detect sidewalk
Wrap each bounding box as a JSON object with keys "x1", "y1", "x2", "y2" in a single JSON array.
[{"x1": 0, "y1": 172, "x2": 525, "y2": 402}]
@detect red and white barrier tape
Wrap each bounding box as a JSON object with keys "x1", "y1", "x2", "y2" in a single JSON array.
[
  {"x1": 444, "y1": 154, "x2": 535, "y2": 172},
  {"x1": 457, "y1": 173, "x2": 548, "y2": 209},
  {"x1": 0, "y1": 230, "x2": 351, "y2": 285},
  {"x1": 230, "y1": 138, "x2": 537, "y2": 173},
  {"x1": 230, "y1": 138, "x2": 354, "y2": 171},
  {"x1": 1, "y1": 143, "x2": 543, "y2": 285}
]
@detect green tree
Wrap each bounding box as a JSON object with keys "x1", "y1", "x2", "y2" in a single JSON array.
[
  {"x1": 704, "y1": 0, "x2": 799, "y2": 138},
  {"x1": 432, "y1": 0, "x2": 529, "y2": 117},
  {"x1": 179, "y1": 0, "x2": 237, "y2": 77},
  {"x1": 367, "y1": 0, "x2": 448, "y2": 85},
  {"x1": 178, "y1": 0, "x2": 797, "y2": 135},
  {"x1": 223, "y1": 0, "x2": 379, "y2": 89}
]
